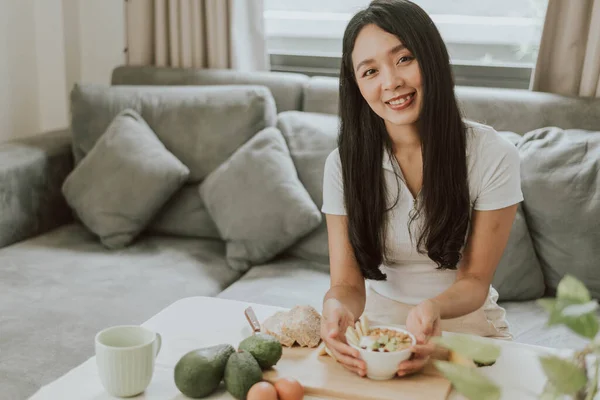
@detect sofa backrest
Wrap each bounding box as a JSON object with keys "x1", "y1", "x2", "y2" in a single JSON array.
[
  {"x1": 111, "y1": 66, "x2": 309, "y2": 114},
  {"x1": 70, "y1": 83, "x2": 277, "y2": 182},
  {"x1": 302, "y1": 76, "x2": 600, "y2": 134},
  {"x1": 113, "y1": 66, "x2": 600, "y2": 135},
  {"x1": 105, "y1": 66, "x2": 600, "y2": 300},
  {"x1": 302, "y1": 76, "x2": 339, "y2": 116}
]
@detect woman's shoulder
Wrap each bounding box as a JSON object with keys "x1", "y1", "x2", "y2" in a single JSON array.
[
  {"x1": 464, "y1": 119, "x2": 521, "y2": 191},
  {"x1": 465, "y1": 119, "x2": 502, "y2": 146},
  {"x1": 463, "y1": 120, "x2": 524, "y2": 209},
  {"x1": 323, "y1": 147, "x2": 343, "y2": 182},
  {"x1": 326, "y1": 147, "x2": 341, "y2": 163},
  {"x1": 464, "y1": 119, "x2": 518, "y2": 160},
  {"x1": 324, "y1": 147, "x2": 342, "y2": 174},
  {"x1": 322, "y1": 147, "x2": 347, "y2": 214}
]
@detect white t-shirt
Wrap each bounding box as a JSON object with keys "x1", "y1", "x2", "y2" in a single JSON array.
[{"x1": 321, "y1": 120, "x2": 524, "y2": 305}]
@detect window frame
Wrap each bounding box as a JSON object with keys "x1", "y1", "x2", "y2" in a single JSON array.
[{"x1": 264, "y1": 9, "x2": 541, "y2": 89}]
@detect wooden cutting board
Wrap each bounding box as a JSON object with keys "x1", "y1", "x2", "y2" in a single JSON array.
[{"x1": 262, "y1": 346, "x2": 452, "y2": 400}]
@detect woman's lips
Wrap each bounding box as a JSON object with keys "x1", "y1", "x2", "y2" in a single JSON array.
[{"x1": 385, "y1": 92, "x2": 415, "y2": 111}]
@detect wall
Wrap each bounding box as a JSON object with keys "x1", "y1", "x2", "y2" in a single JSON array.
[
  {"x1": 62, "y1": 0, "x2": 82, "y2": 103},
  {"x1": 64, "y1": 0, "x2": 126, "y2": 86},
  {"x1": 0, "y1": 0, "x2": 125, "y2": 142},
  {"x1": 0, "y1": 0, "x2": 41, "y2": 142},
  {"x1": 35, "y1": 0, "x2": 69, "y2": 133}
]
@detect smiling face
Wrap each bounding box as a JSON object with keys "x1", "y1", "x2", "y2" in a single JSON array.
[{"x1": 351, "y1": 24, "x2": 423, "y2": 129}]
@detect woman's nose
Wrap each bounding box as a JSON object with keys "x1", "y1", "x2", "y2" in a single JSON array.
[{"x1": 382, "y1": 69, "x2": 405, "y2": 91}]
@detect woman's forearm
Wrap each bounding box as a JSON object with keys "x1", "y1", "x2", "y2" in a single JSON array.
[
  {"x1": 429, "y1": 275, "x2": 489, "y2": 320},
  {"x1": 323, "y1": 284, "x2": 366, "y2": 321}
]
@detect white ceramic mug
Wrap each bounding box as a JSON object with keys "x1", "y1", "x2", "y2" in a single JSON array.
[{"x1": 95, "y1": 325, "x2": 162, "y2": 397}]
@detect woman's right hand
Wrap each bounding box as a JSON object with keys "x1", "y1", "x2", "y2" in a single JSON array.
[{"x1": 321, "y1": 298, "x2": 367, "y2": 377}]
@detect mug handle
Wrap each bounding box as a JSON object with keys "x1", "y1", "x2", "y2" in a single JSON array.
[{"x1": 154, "y1": 332, "x2": 162, "y2": 357}]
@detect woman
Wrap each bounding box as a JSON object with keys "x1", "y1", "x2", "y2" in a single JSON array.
[{"x1": 320, "y1": 0, "x2": 523, "y2": 378}]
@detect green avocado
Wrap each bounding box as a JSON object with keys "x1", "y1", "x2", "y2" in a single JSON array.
[
  {"x1": 224, "y1": 350, "x2": 263, "y2": 400},
  {"x1": 238, "y1": 333, "x2": 283, "y2": 369},
  {"x1": 174, "y1": 344, "x2": 235, "y2": 398}
]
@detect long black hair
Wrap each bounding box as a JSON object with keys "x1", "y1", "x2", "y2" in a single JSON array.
[{"x1": 338, "y1": 0, "x2": 470, "y2": 280}]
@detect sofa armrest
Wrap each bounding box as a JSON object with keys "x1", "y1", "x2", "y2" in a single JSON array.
[{"x1": 0, "y1": 129, "x2": 74, "y2": 248}]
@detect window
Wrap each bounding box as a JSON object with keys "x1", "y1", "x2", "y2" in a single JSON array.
[{"x1": 264, "y1": 0, "x2": 548, "y2": 89}]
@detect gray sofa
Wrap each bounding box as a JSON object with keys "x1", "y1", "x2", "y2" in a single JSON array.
[{"x1": 2, "y1": 65, "x2": 599, "y2": 400}]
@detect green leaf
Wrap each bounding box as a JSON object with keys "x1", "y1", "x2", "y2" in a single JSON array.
[
  {"x1": 434, "y1": 361, "x2": 501, "y2": 400},
  {"x1": 557, "y1": 275, "x2": 591, "y2": 303},
  {"x1": 537, "y1": 298, "x2": 600, "y2": 339},
  {"x1": 432, "y1": 335, "x2": 500, "y2": 363},
  {"x1": 562, "y1": 300, "x2": 599, "y2": 317},
  {"x1": 539, "y1": 355, "x2": 587, "y2": 395},
  {"x1": 551, "y1": 304, "x2": 599, "y2": 340},
  {"x1": 562, "y1": 313, "x2": 600, "y2": 339},
  {"x1": 538, "y1": 382, "x2": 563, "y2": 400},
  {"x1": 538, "y1": 299, "x2": 565, "y2": 326}
]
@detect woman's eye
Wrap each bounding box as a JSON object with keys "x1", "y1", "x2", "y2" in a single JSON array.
[
  {"x1": 364, "y1": 69, "x2": 376, "y2": 77},
  {"x1": 397, "y1": 56, "x2": 414, "y2": 64}
]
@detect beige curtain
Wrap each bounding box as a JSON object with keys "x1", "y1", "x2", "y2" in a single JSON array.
[
  {"x1": 531, "y1": 0, "x2": 600, "y2": 97},
  {"x1": 125, "y1": 0, "x2": 270, "y2": 71}
]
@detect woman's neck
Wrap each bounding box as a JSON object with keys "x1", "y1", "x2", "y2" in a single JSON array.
[{"x1": 385, "y1": 121, "x2": 421, "y2": 153}]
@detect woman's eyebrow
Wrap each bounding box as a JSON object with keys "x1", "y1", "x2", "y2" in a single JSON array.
[{"x1": 355, "y1": 44, "x2": 407, "y2": 72}]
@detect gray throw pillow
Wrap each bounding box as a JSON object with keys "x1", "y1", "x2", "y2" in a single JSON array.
[
  {"x1": 70, "y1": 84, "x2": 276, "y2": 182},
  {"x1": 490, "y1": 132, "x2": 546, "y2": 301},
  {"x1": 518, "y1": 127, "x2": 600, "y2": 298},
  {"x1": 276, "y1": 111, "x2": 340, "y2": 267},
  {"x1": 199, "y1": 126, "x2": 322, "y2": 272},
  {"x1": 148, "y1": 184, "x2": 220, "y2": 239},
  {"x1": 492, "y1": 203, "x2": 546, "y2": 300},
  {"x1": 62, "y1": 109, "x2": 189, "y2": 249}
]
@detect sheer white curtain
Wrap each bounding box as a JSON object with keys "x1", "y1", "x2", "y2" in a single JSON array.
[
  {"x1": 125, "y1": 0, "x2": 270, "y2": 71},
  {"x1": 531, "y1": 0, "x2": 600, "y2": 97}
]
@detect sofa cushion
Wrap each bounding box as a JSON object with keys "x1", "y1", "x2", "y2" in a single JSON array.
[
  {"x1": 0, "y1": 129, "x2": 73, "y2": 248},
  {"x1": 276, "y1": 111, "x2": 340, "y2": 268},
  {"x1": 148, "y1": 184, "x2": 220, "y2": 239},
  {"x1": 485, "y1": 131, "x2": 546, "y2": 301},
  {"x1": 518, "y1": 127, "x2": 600, "y2": 298},
  {"x1": 200, "y1": 127, "x2": 322, "y2": 272},
  {"x1": 501, "y1": 300, "x2": 597, "y2": 349},
  {"x1": 70, "y1": 84, "x2": 277, "y2": 182},
  {"x1": 492, "y1": 202, "x2": 546, "y2": 301},
  {"x1": 217, "y1": 258, "x2": 331, "y2": 311},
  {"x1": 0, "y1": 223, "x2": 240, "y2": 399},
  {"x1": 62, "y1": 109, "x2": 189, "y2": 249}
]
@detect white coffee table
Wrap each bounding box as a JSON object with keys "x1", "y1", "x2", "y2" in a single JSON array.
[{"x1": 29, "y1": 296, "x2": 562, "y2": 400}]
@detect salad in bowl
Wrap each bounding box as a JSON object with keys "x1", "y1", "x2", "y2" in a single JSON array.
[{"x1": 345, "y1": 317, "x2": 416, "y2": 380}]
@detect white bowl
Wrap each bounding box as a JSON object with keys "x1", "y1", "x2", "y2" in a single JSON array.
[{"x1": 348, "y1": 325, "x2": 416, "y2": 380}]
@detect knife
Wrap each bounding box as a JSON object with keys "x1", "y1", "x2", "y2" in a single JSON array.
[{"x1": 244, "y1": 306, "x2": 261, "y2": 334}]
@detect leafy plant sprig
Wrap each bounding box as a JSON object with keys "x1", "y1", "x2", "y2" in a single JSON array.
[{"x1": 432, "y1": 275, "x2": 599, "y2": 400}]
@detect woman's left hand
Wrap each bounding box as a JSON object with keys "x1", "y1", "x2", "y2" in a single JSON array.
[
  {"x1": 397, "y1": 300, "x2": 442, "y2": 377},
  {"x1": 406, "y1": 299, "x2": 442, "y2": 343}
]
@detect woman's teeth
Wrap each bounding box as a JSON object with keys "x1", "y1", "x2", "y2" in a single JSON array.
[{"x1": 388, "y1": 93, "x2": 414, "y2": 105}]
